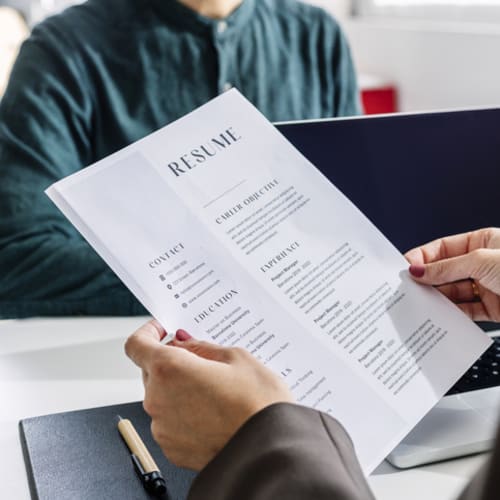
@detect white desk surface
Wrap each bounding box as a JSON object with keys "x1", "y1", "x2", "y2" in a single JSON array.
[{"x1": 0, "y1": 317, "x2": 488, "y2": 500}]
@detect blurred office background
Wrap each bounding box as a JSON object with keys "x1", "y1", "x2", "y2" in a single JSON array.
[{"x1": 2, "y1": 0, "x2": 500, "y2": 113}]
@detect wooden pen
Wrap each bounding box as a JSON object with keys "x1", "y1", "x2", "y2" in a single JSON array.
[{"x1": 117, "y1": 415, "x2": 167, "y2": 497}]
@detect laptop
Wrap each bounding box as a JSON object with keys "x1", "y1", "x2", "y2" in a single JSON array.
[{"x1": 276, "y1": 109, "x2": 500, "y2": 468}]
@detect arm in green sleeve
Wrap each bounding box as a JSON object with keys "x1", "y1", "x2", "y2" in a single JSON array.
[
  {"x1": 0, "y1": 30, "x2": 145, "y2": 317},
  {"x1": 331, "y1": 22, "x2": 362, "y2": 117}
]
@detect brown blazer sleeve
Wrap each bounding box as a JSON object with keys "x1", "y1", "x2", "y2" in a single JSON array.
[
  {"x1": 457, "y1": 423, "x2": 500, "y2": 500},
  {"x1": 188, "y1": 402, "x2": 376, "y2": 500}
]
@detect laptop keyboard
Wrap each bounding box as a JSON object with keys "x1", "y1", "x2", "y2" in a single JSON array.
[{"x1": 446, "y1": 336, "x2": 500, "y2": 395}]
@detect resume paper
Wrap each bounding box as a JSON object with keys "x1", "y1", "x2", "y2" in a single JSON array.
[{"x1": 47, "y1": 90, "x2": 491, "y2": 473}]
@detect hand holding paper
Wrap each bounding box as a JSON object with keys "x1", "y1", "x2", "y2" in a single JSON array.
[
  {"x1": 125, "y1": 321, "x2": 293, "y2": 470},
  {"x1": 406, "y1": 228, "x2": 500, "y2": 322},
  {"x1": 46, "y1": 89, "x2": 491, "y2": 472}
]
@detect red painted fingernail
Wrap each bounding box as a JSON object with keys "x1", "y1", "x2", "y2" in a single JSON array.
[
  {"x1": 175, "y1": 329, "x2": 192, "y2": 341},
  {"x1": 409, "y1": 265, "x2": 425, "y2": 278}
]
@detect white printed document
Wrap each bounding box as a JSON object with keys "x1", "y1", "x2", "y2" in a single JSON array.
[{"x1": 46, "y1": 90, "x2": 491, "y2": 473}]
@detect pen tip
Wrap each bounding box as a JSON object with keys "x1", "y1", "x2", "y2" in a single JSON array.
[{"x1": 116, "y1": 414, "x2": 123, "y2": 423}]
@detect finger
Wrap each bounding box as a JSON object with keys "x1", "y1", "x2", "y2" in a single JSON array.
[
  {"x1": 457, "y1": 301, "x2": 491, "y2": 322},
  {"x1": 405, "y1": 228, "x2": 500, "y2": 266},
  {"x1": 125, "y1": 320, "x2": 167, "y2": 368},
  {"x1": 405, "y1": 246, "x2": 425, "y2": 266},
  {"x1": 172, "y1": 329, "x2": 233, "y2": 363},
  {"x1": 151, "y1": 319, "x2": 168, "y2": 340},
  {"x1": 436, "y1": 280, "x2": 479, "y2": 303},
  {"x1": 405, "y1": 231, "x2": 473, "y2": 265},
  {"x1": 408, "y1": 250, "x2": 497, "y2": 286}
]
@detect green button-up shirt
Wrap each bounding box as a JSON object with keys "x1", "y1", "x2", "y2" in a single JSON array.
[{"x1": 0, "y1": 0, "x2": 359, "y2": 317}]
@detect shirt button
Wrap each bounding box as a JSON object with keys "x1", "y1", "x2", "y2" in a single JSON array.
[
  {"x1": 217, "y1": 21, "x2": 228, "y2": 34},
  {"x1": 223, "y1": 82, "x2": 232, "y2": 92}
]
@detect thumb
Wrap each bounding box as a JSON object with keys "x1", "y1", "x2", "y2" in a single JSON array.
[
  {"x1": 408, "y1": 249, "x2": 493, "y2": 286},
  {"x1": 172, "y1": 329, "x2": 233, "y2": 363},
  {"x1": 125, "y1": 319, "x2": 166, "y2": 369}
]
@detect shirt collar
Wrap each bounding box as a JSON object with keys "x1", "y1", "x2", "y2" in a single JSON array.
[{"x1": 149, "y1": 0, "x2": 256, "y2": 36}]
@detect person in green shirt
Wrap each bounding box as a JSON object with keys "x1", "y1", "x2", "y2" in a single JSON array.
[{"x1": 0, "y1": 0, "x2": 360, "y2": 318}]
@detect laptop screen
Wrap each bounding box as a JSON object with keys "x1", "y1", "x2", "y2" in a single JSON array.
[{"x1": 277, "y1": 109, "x2": 500, "y2": 255}]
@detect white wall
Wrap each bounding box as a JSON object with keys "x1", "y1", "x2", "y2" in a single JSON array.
[
  {"x1": 345, "y1": 20, "x2": 500, "y2": 112},
  {"x1": 309, "y1": 1, "x2": 500, "y2": 112}
]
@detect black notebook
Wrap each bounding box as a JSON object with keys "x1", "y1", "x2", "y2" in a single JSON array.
[{"x1": 19, "y1": 401, "x2": 196, "y2": 500}]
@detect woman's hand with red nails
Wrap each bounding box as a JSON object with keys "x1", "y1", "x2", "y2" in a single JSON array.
[
  {"x1": 125, "y1": 321, "x2": 293, "y2": 471},
  {"x1": 405, "y1": 227, "x2": 500, "y2": 321}
]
